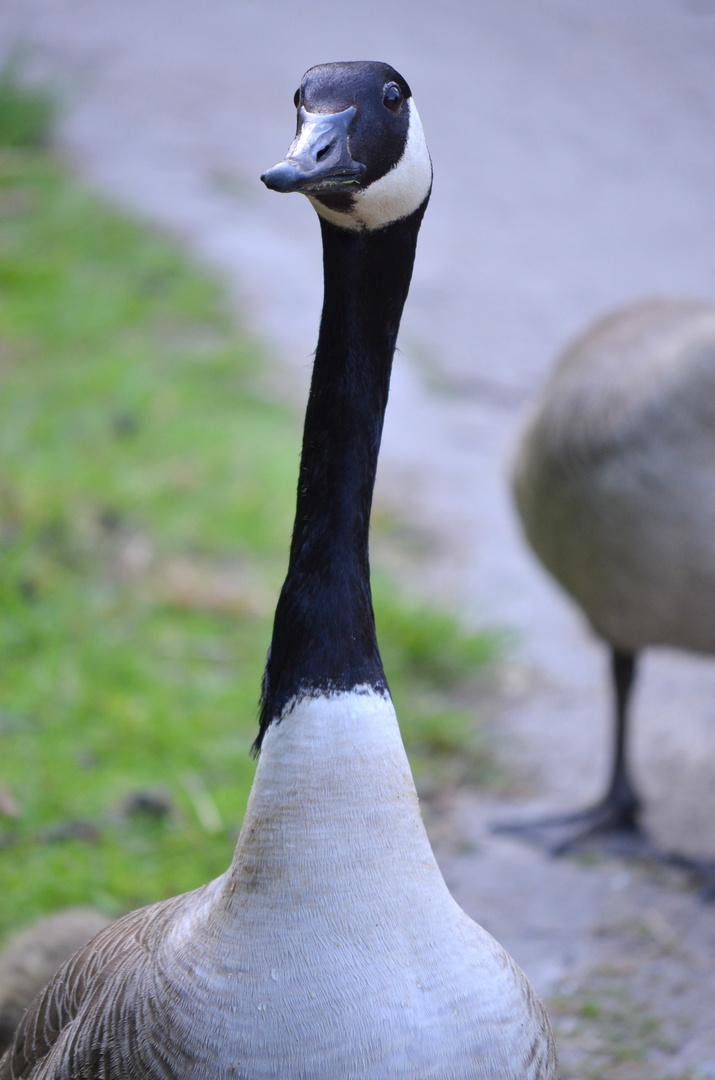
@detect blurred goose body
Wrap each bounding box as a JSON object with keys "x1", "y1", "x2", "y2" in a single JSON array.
[
  {"x1": 0, "y1": 910, "x2": 111, "y2": 1056},
  {"x1": 511, "y1": 298, "x2": 715, "y2": 849}
]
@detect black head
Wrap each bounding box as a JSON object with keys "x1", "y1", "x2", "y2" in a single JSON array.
[{"x1": 261, "y1": 60, "x2": 431, "y2": 230}]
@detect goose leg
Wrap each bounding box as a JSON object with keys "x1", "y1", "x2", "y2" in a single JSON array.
[
  {"x1": 493, "y1": 647, "x2": 645, "y2": 855},
  {"x1": 599, "y1": 647, "x2": 641, "y2": 832}
]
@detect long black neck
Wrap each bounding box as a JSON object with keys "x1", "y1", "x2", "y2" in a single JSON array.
[{"x1": 255, "y1": 202, "x2": 427, "y2": 750}]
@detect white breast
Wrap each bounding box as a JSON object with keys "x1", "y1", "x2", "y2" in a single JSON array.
[{"x1": 162, "y1": 690, "x2": 555, "y2": 1078}]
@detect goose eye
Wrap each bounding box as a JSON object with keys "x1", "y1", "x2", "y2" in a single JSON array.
[
  {"x1": 383, "y1": 83, "x2": 402, "y2": 111},
  {"x1": 293, "y1": 88, "x2": 300, "y2": 108}
]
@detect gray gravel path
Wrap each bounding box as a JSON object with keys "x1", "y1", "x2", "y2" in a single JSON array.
[{"x1": 2, "y1": 2, "x2": 715, "y2": 1072}]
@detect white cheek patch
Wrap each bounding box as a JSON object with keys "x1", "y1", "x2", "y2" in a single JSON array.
[{"x1": 309, "y1": 100, "x2": 432, "y2": 232}]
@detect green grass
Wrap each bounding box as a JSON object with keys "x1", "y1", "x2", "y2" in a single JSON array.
[
  {"x1": 0, "y1": 84, "x2": 497, "y2": 936},
  {"x1": 0, "y1": 55, "x2": 56, "y2": 149}
]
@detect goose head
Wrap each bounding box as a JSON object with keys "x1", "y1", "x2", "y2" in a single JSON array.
[{"x1": 261, "y1": 60, "x2": 432, "y2": 231}]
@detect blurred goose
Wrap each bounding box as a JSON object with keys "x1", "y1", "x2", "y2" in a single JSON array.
[
  {"x1": 0, "y1": 910, "x2": 111, "y2": 1054},
  {"x1": 508, "y1": 298, "x2": 715, "y2": 856},
  {"x1": 0, "y1": 62, "x2": 556, "y2": 1079}
]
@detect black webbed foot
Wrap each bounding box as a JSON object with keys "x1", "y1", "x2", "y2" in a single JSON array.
[
  {"x1": 662, "y1": 852, "x2": 715, "y2": 903},
  {"x1": 491, "y1": 794, "x2": 644, "y2": 856},
  {"x1": 493, "y1": 804, "x2": 715, "y2": 902}
]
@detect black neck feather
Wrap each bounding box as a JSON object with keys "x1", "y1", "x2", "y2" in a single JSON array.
[{"x1": 255, "y1": 203, "x2": 427, "y2": 750}]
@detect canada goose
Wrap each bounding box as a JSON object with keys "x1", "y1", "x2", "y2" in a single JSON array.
[
  {"x1": 0, "y1": 910, "x2": 112, "y2": 1055},
  {"x1": 506, "y1": 297, "x2": 715, "y2": 862},
  {"x1": 0, "y1": 62, "x2": 557, "y2": 1079}
]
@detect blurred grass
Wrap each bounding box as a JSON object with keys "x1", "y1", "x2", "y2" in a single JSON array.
[
  {"x1": 0, "y1": 54, "x2": 56, "y2": 149},
  {"x1": 0, "y1": 71, "x2": 498, "y2": 936}
]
